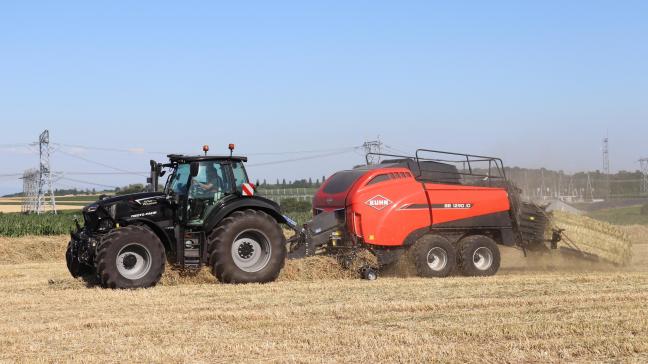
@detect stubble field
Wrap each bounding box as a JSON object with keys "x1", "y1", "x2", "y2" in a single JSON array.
[{"x1": 0, "y1": 233, "x2": 647, "y2": 363}]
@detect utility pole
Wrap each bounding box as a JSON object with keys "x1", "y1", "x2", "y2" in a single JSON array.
[
  {"x1": 363, "y1": 138, "x2": 383, "y2": 165},
  {"x1": 540, "y1": 169, "x2": 546, "y2": 200},
  {"x1": 35, "y1": 130, "x2": 57, "y2": 214},
  {"x1": 602, "y1": 137, "x2": 610, "y2": 199},
  {"x1": 586, "y1": 173, "x2": 595, "y2": 201},
  {"x1": 640, "y1": 158, "x2": 648, "y2": 195},
  {"x1": 21, "y1": 169, "x2": 39, "y2": 213}
]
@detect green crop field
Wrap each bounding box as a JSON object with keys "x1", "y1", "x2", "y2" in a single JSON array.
[{"x1": 0, "y1": 212, "x2": 78, "y2": 237}]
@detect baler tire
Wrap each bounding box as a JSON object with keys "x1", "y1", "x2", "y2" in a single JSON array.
[
  {"x1": 65, "y1": 241, "x2": 93, "y2": 278},
  {"x1": 208, "y1": 210, "x2": 286, "y2": 284},
  {"x1": 96, "y1": 225, "x2": 166, "y2": 289},
  {"x1": 411, "y1": 234, "x2": 456, "y2": 278},
  {"x1": 457, "y1": 235, "x2": 500, "y2": 277}
]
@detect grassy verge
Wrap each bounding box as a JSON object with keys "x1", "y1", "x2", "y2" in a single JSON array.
[{"x1": 587, "y1": 205, "x2": 648, "y2": 225}]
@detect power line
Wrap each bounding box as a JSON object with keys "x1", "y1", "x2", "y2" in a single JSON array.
[
  {"x1": 383, "y1": 145, "x2": 410, "y2": 156},
  {"x1": 363, "y1": 139, "x2": 383, "y2": 165},
  {"x1": 0, "y1": 143, "x2": 31, "y2": 148},
  {"x1": 53, "y1": 143, "x2": 166, "y2": 155},
  {"x1": 56, "y1": 148, "x2": 148, "y2": 177},
  {"x1": 59, "y1": 177, "x2": 118, "y2": 189},
  {"x1": 247, "y1": 149, "x2": 357, "y2": 167},
  {"x1": 0, "y1": 171, "x2": 147, "y2": 178},
  {"x1": 63, "y1": 171, "x2": 149, "y2": 175},
  {"x1": 246, "y1": 146, "x2": 360, "y2": 156}
]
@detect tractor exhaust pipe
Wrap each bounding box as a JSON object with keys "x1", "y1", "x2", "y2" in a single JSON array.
[{"x1": 148, "y1": 160, "x2": 160, "y2": 192}]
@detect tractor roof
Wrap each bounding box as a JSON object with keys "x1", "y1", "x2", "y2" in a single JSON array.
[{"x1": 167, "y1": 154, "x2": 248, "y2": 163}]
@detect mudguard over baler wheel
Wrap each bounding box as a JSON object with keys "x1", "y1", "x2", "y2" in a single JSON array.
[
  {"x1": 411, "y1": 234, "x2": 457, "y2": 278},
  {"x1": 96, "y1": 225, "x2": 166, "y2": 289},
  {"x1": 208, "y1": 210, "x2": 286, "y2": 284},
  {"x1": 457, "y1": 235, "x2": 501, "y2": 277}
]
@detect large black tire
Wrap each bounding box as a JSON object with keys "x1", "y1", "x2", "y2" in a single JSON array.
[
  {"x1": 96, "y1": 225, "x2": 166, "y2": 289},
  {"x1": 65, "y1": 241, "x2": 93, "y2": 278},
  {"x1": 457, "y1": 235, "x2": 501, "y2": 277},
  {"x1": 411, "y1": 234, "x2": 456, "y2": 278},
  {"x1": 208, "y1": 210, "x2": 286, "y2": 284}
]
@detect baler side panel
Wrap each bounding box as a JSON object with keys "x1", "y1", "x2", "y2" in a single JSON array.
[
  {"x1": 424, "y1": 184, "x2": 511, "y2": 226},
  {"x1": 347, "y1": 174, "x2": 430, "y2": 247}
]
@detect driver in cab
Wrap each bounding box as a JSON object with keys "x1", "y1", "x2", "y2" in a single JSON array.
[
  {"x1": 188, "y1": 163, "x2": 225, "y2": 222},
  {"x1": 194, "y1": 164, "x2": 224, "y2": 194}
]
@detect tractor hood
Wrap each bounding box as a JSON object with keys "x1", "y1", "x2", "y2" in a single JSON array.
[
  {"x1": 82, "y1": 192, "x2": 169, "y2": 232},
  {"x1": 89, "y1": 192, "x2": 166, "y2": 208}
]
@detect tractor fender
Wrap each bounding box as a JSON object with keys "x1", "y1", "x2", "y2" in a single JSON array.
[
  {"x1": 203, "y1": 196, "x2": 287, "y2": 233},
  {"x1": 121, "y1": 217, "x2": 174, "y2": 252}
]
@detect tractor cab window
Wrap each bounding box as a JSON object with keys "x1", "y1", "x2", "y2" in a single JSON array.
[
  {"x1": 231, "y1": 161, "x2": 249, "y2": 191},
  {"x1": 187, "y1": 161, "x2": 231, "y2": 223},
  {"x1": 168, "y1": 164, "x2": 191, "y2": 196}
]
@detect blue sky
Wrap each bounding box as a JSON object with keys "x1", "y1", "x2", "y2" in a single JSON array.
[{"x1": 0, "y1": 1, "x2": 647, "y2": 194}]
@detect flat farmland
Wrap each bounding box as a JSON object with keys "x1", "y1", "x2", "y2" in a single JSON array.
[
  {"x1": 0, "y1": 235, "x2": 647, "y2": 363},
  {"x1": 0, "y1": 196, "x2": 98, "y2": 213}
]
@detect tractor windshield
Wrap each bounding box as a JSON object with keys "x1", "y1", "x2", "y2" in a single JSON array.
[{"x1": 166, "y1": 164, "x2": 191, "y2": 196}]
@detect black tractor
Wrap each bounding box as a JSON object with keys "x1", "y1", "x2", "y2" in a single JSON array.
[{"x1": 66, "y1": 145, "x2": 290, "y2": 288}]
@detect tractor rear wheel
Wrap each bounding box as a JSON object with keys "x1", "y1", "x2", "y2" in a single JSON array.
[
  {"x1": 96, "y1": 225, "x2": 166, "y2": 289},
  {"x1": 208, "y1": 210, "x2": 286, "y2": 283},
  {"x1": 411, "y1": 234, "x2": 456, "y2": 278},
  {"x1": 457, "y1": 235, "x2": 500, "y2": 276}
]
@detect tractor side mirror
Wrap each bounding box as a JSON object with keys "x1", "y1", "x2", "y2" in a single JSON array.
[{"x1": 190, "y1": 162, "x2": 200, "y2": 177}]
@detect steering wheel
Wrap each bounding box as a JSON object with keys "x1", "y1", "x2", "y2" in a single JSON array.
[{"x1": 190, "y1": 179, "x2": 209, "y2": 196}]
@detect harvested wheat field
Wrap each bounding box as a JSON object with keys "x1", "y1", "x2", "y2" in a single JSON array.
[{"x1": 1, "y1": 235, "x2": 648, "y2": 363}]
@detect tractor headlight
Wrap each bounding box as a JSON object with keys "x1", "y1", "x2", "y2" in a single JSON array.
[{"x1": 185, "y1": 240, "x2": 195, "y2": 249}]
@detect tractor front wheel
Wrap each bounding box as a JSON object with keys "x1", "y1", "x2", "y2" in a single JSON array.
[
  {"x1": 65, "y1": 241, "x2": 92, "y2": 278},
  {"x1": 457, "y1": 235, "x2": 500, "y2": 277},
  {"x1": 96, "y1": 225, "x2": 166, "y2": 289}
]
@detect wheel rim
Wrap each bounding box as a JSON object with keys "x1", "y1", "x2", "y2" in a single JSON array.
[
  {"x1": 116, "y1": 243, "x2": 152, "y2": 280},
  {"x1": 473, "y1": 247, "x2": 494, "y2": 271},
  {"x1": 231, "y1": 229, "x2": 272, "y2": 273},
  {"x1": 426, "y1": 247, "x2": 448, "y2": 271}
]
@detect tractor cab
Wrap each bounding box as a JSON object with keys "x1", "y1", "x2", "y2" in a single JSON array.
[{"x1": 161, "y1": 154, "x2": 251, "y2": 225}]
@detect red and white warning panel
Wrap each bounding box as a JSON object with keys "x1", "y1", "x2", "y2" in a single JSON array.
[{"x1": 242, "y1": 183, "x2": 255, "y2": 196}]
